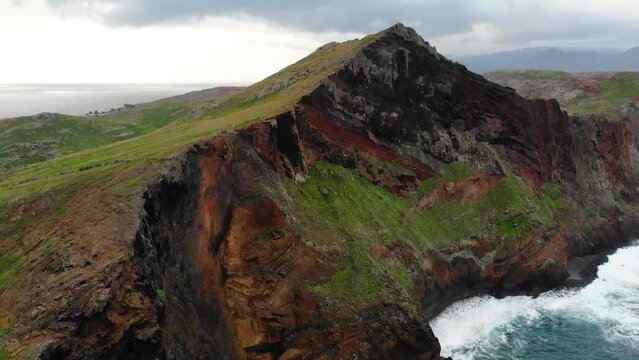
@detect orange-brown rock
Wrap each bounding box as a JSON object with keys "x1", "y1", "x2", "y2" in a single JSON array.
[{"x1": 4, "y1": 24, "x2": 639, "y2": 360}]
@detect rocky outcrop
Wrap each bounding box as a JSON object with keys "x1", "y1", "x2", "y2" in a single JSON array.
[
  {"x1": 5, "y1": 24, "x2": 639, "y2": 359},
  {"x1": 130, "y1": 127, "x2": 445, "y2": 359},
  {"x1": 32, "y1": 113, "x2": 56, "y2": 124},
  {"x1": 623, "y1": 102, "x2": 639, "y2": 121}
]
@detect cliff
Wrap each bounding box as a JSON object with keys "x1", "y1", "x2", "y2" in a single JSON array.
[{"x1": 1, "y1": 24, "x2": 639, "y2": 359}]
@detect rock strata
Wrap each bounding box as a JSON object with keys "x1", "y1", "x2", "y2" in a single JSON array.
[{"x1": 4, "y1": 24, "x2": 639, "y2": 360}]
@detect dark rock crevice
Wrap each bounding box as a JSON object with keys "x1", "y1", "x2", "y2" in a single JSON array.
[
  {"x1": 132, "y1": 148, "x2": 237, "y2": 360},
  {"x1": 20, "y1": 24, "x2": 639, "y2": 360}
]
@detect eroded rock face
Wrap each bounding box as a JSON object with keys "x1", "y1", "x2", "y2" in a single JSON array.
[
  {"x1": 304, "y1": 26, "x2": 639, "y2": 193},
  {"x1": 130, "y1": 130, "x2": 445, "y2": 359},
  {"x1": 302, "y1": 24, "x2": 639, "y2": 256},
  {"x1": 9, "y1": 24, "x2": 639, "y2": 359},
  {"x1": 122, "y1": 103, "x2": 639, "y2": 359}
]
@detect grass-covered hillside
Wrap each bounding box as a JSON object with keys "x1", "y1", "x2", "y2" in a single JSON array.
[
  {"x1": 2, "y1": 23, "x2": 637, "y2": 359},
  {"x1": 285, "y1": 161, "x2": 568, "y2": 313},
  {"x1": 485, "y1": 70, "x2": 639, "y2": 116},
  {"x1": 0, "y1": 30, "x2": 384, "y2": 333},
  {"x1": 0, "y1": 32, "x2": 381, "y2": 206},
  {"x1": 0, "y1": 87, "x2": 243, "y2": 171},
  {"x1": 0, "y1": 25, "x2": 381, "y2": 306}
]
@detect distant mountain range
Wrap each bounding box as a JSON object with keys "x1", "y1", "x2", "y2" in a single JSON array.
[{"x1": 453, "y1": 46, "x2": 639, "y2": 73}]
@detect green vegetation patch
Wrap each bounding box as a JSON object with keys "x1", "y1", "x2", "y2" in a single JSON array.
[
  {"x1": 418, "y1": 177, "x2": 438, "y2": 196},
  {"x1": 484, "y1": 70, "x2": 570, "y2": 82},
  {"x1": 312, "y1": 244, "x2": 417, "y2": 314},
  {"x1": 599, "y1": 72, "x2": 639, "y2": 101},
  {"x1": 567, "y1": 73, "x2": 639, "y2": 114},
  {"x1": 156, "y1": 289, "x2": 167, "y2": 301},
  {"x1": 389, "y1": 265, "x2": 412, "y2": 290},
  {"x1": 0, "y1": 254, "x2": 25, "y2": 292},
  {"x1": 0, "y1": 327, "x2": 9, "y2": 360},
  {"x1": 288, "y1": 161, "x2": 559, "y2": 247},
  {"x1": 287, "y1": 161, "x2": 563, "y2": 312},
  {"x1": 286, "y1": 161, "x2": 431, "y2": 247},
  {"x1": 486, "y1": 71, "x2": 639, "y2": 116},
  {"x1": 313, "y1": 247, "x2": 386, "y2": 307},
  {"x1": 0, "y1": 173, "x2": 94, "y2": 295},
  {"x1": 0, "y1": 102, "x2": 190, "y2": 169},
  {"x1": 0, "y1": 173, "x2": 87, "y2": 242},
  {"x1": 440, "y1": 162, "x2": 477, "y2": 183},
  {"x1": 0, "y1": 29, "x2": 384, "y2": 205},
  {"x1": 485, "y1": 175, "x2": 551, "y2": 236}
]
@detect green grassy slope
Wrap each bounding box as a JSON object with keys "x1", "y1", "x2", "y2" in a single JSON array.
[
  {"x1": 287, "y1": 162, "x2": 558, "y2": 247},
  {"x1": 0, "y1": 102, "x2": 189, "y2": 169},
  {"x1": 0, "y1": 32, "x2": 383, "y2": 314},
  {"x1": 285, "y1": 161, "x2": 564, "y2": 312},
  {"x1": 485, "y1": 71, "x2": 639, "y2": 115},
  {"x1": 0, "y1": 25, "x2": 622, "y2": 333},
  {"x1": 0, "y1": 32, "x2": 381, "y2": 205},
  {"x1": 0, "y1": 86, "x2": 248, "y2": 170}
]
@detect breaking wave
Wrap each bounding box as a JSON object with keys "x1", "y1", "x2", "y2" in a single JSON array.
[{"x1": 431, "y1": 242, "x2": 639, "y2": 359}]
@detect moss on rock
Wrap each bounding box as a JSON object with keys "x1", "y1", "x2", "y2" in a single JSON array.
[{"x1": 286, "y1": 160, "x2": 565, "y2": 311}]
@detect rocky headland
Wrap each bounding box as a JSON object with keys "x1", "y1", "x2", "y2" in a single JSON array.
[{"x1": 1, "y1": 24, "x2": 639, "y2": 359}]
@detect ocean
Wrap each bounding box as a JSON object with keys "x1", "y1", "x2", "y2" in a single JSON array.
[
  {"x1": 431, "y1": 242, "x2": 639, "y2": 359},
  {"x1": 0, "y1": 83, "x2": 222, "y2": 119}
]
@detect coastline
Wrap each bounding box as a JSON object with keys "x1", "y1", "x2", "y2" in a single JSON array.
[
  {"x1": 432, "y1": 240, "x2": 639, "y2": 358},
  {"x1": 0, "y1": 83, "x2": 223, "y2": 120},
  {"x1": 423, "y1": 212, "x2": 639, "y2": 322}
]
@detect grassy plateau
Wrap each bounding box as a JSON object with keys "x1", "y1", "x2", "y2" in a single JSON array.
[{"x1": 485, "y1": 71, "x2": 639, "y2": 115}]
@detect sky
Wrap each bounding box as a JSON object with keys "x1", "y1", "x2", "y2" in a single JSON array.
[{"x1": 1, "y1": 0, "x2": 638, "y2": 84}]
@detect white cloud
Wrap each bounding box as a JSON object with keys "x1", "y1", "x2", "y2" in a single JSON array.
[
  {"x1": 434, "y1": 23, "x2": 505, "y2": 54},
  {"x1": 1, "y1": 0, "x2": 638, "y2": 82},
  {"x1": 431, "y1": 0, "x2": 639, "y2": 55},
  {"x1": 0, "y1": 1, "x2": 359, "y2": 83}
]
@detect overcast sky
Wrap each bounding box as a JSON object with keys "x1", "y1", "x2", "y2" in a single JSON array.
[{"x1": 1, "y1": 0, "x2": 638, "y2": 83}]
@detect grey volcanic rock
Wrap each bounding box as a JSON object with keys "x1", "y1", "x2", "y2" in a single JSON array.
[
  {"x1": 623, "y1": 102, "x2": 639, "y2": 121},
  {"x1": 32, "y1": 112, "x2": 56, "y2": 124}
]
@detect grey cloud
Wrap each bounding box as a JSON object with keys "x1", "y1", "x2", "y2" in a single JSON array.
[
  {"x1": 43, "y1": 0, "x2": 639, "y2": 52},
  {"x1": 47, "y1": 0, "x2": 484, "y2": 37}
]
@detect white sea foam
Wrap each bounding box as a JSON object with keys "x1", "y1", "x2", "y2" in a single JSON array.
[{"x1": 431, "y1": 242, "x2": 639, "y2": 359}]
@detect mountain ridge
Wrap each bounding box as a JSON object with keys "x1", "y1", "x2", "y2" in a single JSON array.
[
  {"x1": 0, "y1": 86, "x2": 244, "y2": 171},
  {"x1": 1, "y1": 24, "x2": 639, "y2": 359},
  {"x1": 454, "y1": 46, "x2": 639, "y2": 73}
]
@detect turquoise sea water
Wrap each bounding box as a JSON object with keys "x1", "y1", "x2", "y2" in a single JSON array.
[{"x1": 431, "y1": 243, "x2": 639, "y2": 360}]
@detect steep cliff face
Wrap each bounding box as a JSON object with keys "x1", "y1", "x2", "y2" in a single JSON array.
[
  {"x1": 4, "y1": 24, "x2": 639, "y2": 360},
  {"x1": 131, "y1": 130, "x2": 444, "y2": 359},
  {"x1": 304, "y1": 26, "x2": 639, "y2": 191}
]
